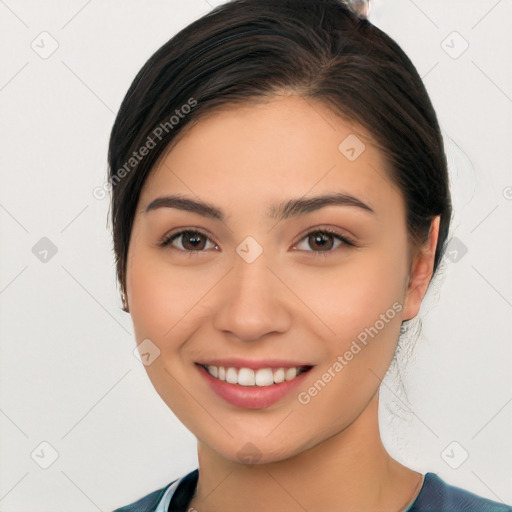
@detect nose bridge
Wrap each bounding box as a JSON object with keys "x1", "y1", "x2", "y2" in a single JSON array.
[
  {"x1": 233, "y1": 245, "x2": 272, "y2": 298},
  {"x1": 231, "y1": 239, "x2": 278, "y2": 309},
  {"x1": 231, "y1": 232, "x2": 272, "y2": 287},
  {"x1": 212, "y1": 239, "x2": 290, "y2": 341}
]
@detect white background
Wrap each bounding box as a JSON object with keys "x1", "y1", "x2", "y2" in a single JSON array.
[{"x1": 0, "y1": 0, "x2": 511, "y2": 510}]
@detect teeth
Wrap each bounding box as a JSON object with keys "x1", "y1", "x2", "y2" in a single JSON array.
[
  {"x1": 285, "y1": 367, "x2": 297, "y2": 380},
  {"x1": 226, "y1": 367, "x2": 238, "y2": 384},
  {"x1": 238, "y1": 368, "x2": 255, "y2": 386},
  {"x1": 255, "y1": 368, "x2": 274, "y2": 386},
  {"x1": 273, "y1": 368, "x2": 285, "y2": 383},
  {"x1": 204, "y1": 365, "x2": 306, "y2": 386}
]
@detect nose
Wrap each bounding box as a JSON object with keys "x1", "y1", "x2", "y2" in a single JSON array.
[{"x1": 212, "y1": 253, "x2": 292, "y2": 342}]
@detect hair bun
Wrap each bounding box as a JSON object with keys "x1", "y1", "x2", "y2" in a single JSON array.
[{"x1": 341, "y1": 0, "x2": 370, "y2": 19}]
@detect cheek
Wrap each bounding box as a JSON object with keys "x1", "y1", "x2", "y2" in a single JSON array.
[
  {"x1": 126, "y1": 249, "x2": 207, "y2": 419},
  {"x1": 127, "y1": 245, "x2": 218, "y2": 349},
  {"x1": 285, "y1": 244, "x2": 408, "y2": 339},
  {"x1": 340, "y1": 249, "x2": 407, "y2": 356},
  {"x1": 290, "y1": 253, "x2": 406, "y2": 421}
]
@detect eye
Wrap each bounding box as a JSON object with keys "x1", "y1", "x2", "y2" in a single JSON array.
[
  {"x1": 293, "y1": 227, "x2": 356, "y2": 256},
  {"x1": 159, "y1": 229, "x2": 218, "y2": 255},
  {"x1": 159, "y1": 227, "x2": 356, "y2": 257}
]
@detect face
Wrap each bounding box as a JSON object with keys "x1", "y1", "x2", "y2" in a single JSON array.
[{"x1": 125, "y1": 94, "x2": 432, "y2": 464}]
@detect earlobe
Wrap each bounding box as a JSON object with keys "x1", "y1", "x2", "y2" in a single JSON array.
[
  {"x1": 401, "y1": 216, "x2": 440, "y2": 321},
  {"x1": 121, "y1": 290, "x2": 130, "y2": 313}
]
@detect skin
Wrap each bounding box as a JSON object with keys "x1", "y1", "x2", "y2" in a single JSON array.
[{"x1": 125, "y1": 94, "x2": 440, "y2": 512}]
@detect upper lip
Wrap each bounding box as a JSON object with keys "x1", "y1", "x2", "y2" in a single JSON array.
[{"x1": 196, "y1": 358, "x2": 314, "y2": 370}]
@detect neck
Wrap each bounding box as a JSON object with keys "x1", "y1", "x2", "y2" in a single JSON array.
[{"x1": 188, "y1": 394, "x2": 423, "y2": 512}]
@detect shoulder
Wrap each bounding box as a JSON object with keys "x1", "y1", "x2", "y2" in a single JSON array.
[
  {"x1": 112, "y1": 480, "x2": 176, "y2": 512},
  {"x1": 409, "y1": 472, "x2": 512, "y2": 512}
]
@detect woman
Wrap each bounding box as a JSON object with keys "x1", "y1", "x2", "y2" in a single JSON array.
[{"x1": 109, "y1": 0, "x2": 511, "y2": 510}]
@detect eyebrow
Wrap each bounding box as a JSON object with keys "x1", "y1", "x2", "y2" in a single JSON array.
[{"x1": 144, "y1": 192, "x2": 375, "y2": 221}]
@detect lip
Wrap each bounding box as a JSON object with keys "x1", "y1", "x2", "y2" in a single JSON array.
[
  {"x1": 196, "y1": 363, "x2": 313, "y2": 409},
  {"x1": 196, "y1": 358, "x2": 312, "y2": 371}
]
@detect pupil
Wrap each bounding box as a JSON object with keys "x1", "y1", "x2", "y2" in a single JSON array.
[
  {"x1": 310, "y1": 232, "x2": 332, "y2": 251},
  {"x1": 185, "y1": 232, "x2": 204, "y2": 250}
]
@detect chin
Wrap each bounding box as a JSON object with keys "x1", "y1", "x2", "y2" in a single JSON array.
[{"x1": 203, "y1": 433, "x2": 314, "y2": 467}]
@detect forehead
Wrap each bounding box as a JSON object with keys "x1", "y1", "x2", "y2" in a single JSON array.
[{"x1": 138, "y1": 94, "x2": 402, "y2": 220}]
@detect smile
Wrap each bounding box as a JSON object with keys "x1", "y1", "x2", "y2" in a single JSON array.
[
  {"x1": 196, "y1": 362, "x2": 314, "y2": 408},
  {"x1": 202, "y1": 365, "x2": 310, "y2": 387}
]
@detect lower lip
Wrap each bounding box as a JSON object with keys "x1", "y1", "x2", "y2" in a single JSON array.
[{"x1": 197, "y1": 364, "x2": 312, "y2": 409}]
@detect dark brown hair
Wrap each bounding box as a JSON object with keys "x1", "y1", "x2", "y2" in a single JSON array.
[{"x1": 107, "y1": 0, "x2": 452, "y2": 313}]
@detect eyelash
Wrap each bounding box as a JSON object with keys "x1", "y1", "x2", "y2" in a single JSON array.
[{"x1": 158, "y1": 227, "x2": 356, "y2": 258}]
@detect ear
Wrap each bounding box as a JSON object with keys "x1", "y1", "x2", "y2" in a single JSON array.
[
  {"x1": 121, "y1": 289, "x2": 130, "y2": 313},
  {"x1": 401, "y1": 216, "x2": 440, "y2": 321}
]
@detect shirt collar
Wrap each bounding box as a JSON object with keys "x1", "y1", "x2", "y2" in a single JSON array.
[{"x1": 154, "y1": 474, "x2": 187, "y2": 512}]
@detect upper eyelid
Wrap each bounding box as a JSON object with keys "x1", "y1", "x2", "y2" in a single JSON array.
[
  {"x1": 293, "y1": 226, "x2": 354, "y2": 244},
  {"x1": 162, "y1": 229, "x2": 218, "y2": 250}
]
